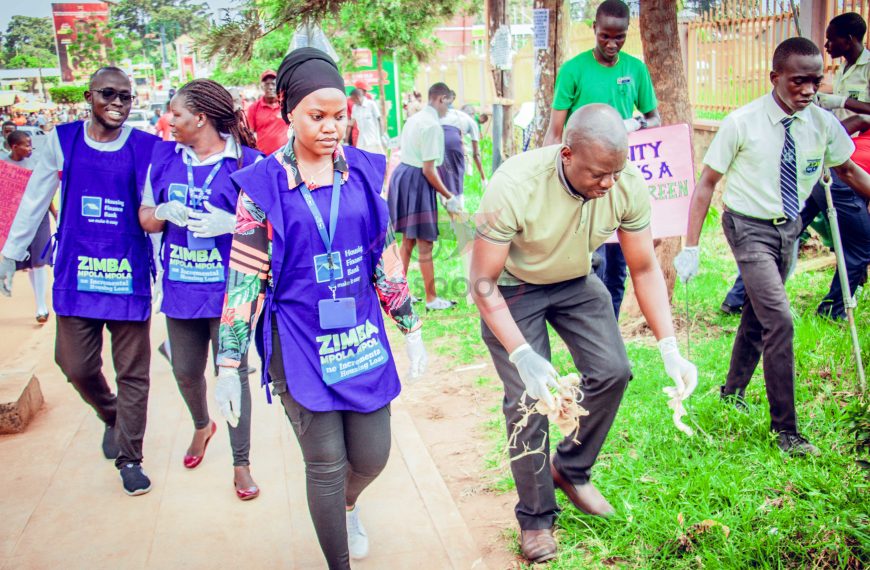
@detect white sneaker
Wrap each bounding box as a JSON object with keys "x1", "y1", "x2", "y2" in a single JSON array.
[
  {"x1": 346, "y1": 505, "x2": 369, "y2": 559},
  {"x1": 425, "y1": 297, "x2": 456, "y2": 311}
]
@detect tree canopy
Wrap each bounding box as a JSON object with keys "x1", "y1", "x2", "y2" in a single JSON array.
[
  {"x1": 110, "y1": 0, "x2": 210, "y2": 43},
  {"x1": 1, "y1": 16, "x2": 57, "y2": 68},
  {"x1": 210, "y1": 26, "x2": 295, "y2": 86},
  {"x1": 204, "y1": 0, "x2": 472, "y2": 65}
]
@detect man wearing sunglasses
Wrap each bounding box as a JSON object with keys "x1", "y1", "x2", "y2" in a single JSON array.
[{"x1": 0, "y1": 67, "x2": 159, "y2": 496}]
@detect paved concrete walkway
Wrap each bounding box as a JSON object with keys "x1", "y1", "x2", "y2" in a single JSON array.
[{"x1": 0, "y1": 283, "x2": 485, "y2": 569}]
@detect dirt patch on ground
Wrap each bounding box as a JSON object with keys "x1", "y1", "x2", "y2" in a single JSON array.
[{"x1": 396, "y1": 336, "x2": 525, "y2": 569}]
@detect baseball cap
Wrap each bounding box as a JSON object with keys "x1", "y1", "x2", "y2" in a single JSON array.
[
  {"x1": 261, "y1": 69, "x2": 277, "y2": 81},
  {"x1": 353, "y1": 79, "x2": 371, "y2": 91}
]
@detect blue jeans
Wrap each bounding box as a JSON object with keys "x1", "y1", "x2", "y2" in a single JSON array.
[{"x1": 593, "y1": 243, "x2": 627, "y2": 318}]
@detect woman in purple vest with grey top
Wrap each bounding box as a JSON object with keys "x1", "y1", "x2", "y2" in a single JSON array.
[
  {"x1": 138, "y1": 80, "x2": 262, "y2": 500},
  {"x1": 0, "y1": 67, "x2": 159, "y2": 496},
  {"x1": 215, "y1": 49, "x2": 429, "y2": 569}
]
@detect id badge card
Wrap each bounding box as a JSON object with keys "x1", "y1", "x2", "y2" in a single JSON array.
[
  {"x1": 187, "y1": 231, "x2": 215, "y2": 251},
  {"x1": 318, "y1": 297, "x2": 357, "y2": 330}
]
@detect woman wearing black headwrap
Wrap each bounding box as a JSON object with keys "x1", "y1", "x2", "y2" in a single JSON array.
[{"x1": 214, "y1": 48, "x2": 429, "y2": 569}]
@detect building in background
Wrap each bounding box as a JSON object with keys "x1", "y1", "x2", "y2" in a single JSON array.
[{"x1": 51, "y1": 2, "x2": 111, "y2": 83}]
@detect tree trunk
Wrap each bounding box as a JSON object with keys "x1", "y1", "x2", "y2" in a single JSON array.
[
  {"x1": 487, "y1": 0, "x2": 514, "y2": 167},
  {"x1": 532, "y1": 0, "x2": 566, "y2": 149},
  {"x1": 376, "y1": 49, "x2": 388, "y2": 133},
  {"x1": 621, "y1": 0, "x2": 694, "y2": 320}
]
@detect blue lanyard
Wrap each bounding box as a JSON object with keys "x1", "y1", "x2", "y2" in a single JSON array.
[
  {"x1": 185, "y1": 156, "x2": 224, "y2": 210},
  {"x1": 299, "y1": 170, "x2": 342, "y2": 297}
]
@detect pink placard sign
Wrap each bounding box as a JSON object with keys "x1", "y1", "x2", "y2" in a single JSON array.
[
  {"x1": 609, "y1": 123, "x2": 695, "y2": 242},
  {"x1": 0, "y1": 160, "x2": 34, "y2": 245}
]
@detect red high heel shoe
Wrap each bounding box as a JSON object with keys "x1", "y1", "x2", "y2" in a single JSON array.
[
  {"x1": 234, "y1": 481, "x2": 260, "y2": 501},
  {"x1": 183, "y1": 421, "x2": 216, "y2": 469}
]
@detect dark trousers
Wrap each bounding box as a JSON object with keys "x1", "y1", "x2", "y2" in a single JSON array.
[
  {"x1": 802, "y1": 174, "x2": 870, "y2": 318},
  {"x1": 481, "y1": 275, "x2": 632, "y2": 530},
  {"x1": 270, "y1": 323, "x2": 391, "y2": 570},
  {"x1": 166, "y1": 317, "x2": 252, "y2": 466},
  {"x1": 55, "y1": 316, "x2": 151, "y2": 468},
  {"x1": 722, "y1": 211, "x2": 803, "y2": 433},
  {"x1": 723, "y1": 175, "x2": 870, "y2": 318},
  {"x1": 593, "y1": 242, "x2": 628, "y2": 318}
]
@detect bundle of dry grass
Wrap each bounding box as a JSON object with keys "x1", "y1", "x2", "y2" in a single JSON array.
[{"x1": 508, "y1": 374, "x2": 590, "y2": 464}]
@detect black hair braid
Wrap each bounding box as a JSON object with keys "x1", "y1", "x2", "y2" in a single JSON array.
[{"x1": 176, "y1": 79, "x2": 257, "y2": 166}]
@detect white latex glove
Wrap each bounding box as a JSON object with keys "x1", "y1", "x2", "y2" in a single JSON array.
[
  {"x1": 152, "y1": 269, "x2": 164, "y2": 312},
  {"x1": 0, "y1": 257, "x2": 16, "y2": 297},
  {"x1": 508, "y1": 344, "x2": 559, "y2": 410},
  {"x1": 815, "y1": 93, "x2": 847, "y2": 110},
  {"x1": 405, "y1": 328, "x2": 428, "y2": 380},
  {"x1": 154, "y1": 201, "x2": 190, "y2": 227},
  {"x1": 673, "y1": 246, "x2": 699, "y2": 283},
  {"x1": 215, "y1": 366, "x2": 242, "y2": 428},
  {"x1": 444, "y1": 195, "x2": 463, "y2": 215},
  {"x1": 188, "y1": 202, "x2": 237, "y2": 238},
  {"x1": 623, "y1": 118, "x2": 642, "y2": 133},
  {"x1": 658, "y1": 336, "x2": 698, "y2": 401}
]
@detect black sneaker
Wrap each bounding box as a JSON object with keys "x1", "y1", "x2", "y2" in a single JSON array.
[
  {"x1": 120, "y1": 463, "x2": 152, "y2": 496},
  {"x1": 719, "y1": 386, "x2": 748, "y2": 412},
  {"x1": 102, "y1": 423, "x2": 120, "y2": 460},
  {"x1": 776, "y1": 432, "x2": 820, "y2": 456},
  {"x1": 720, "y1": 302, "x2": 743, "y2": 315}
]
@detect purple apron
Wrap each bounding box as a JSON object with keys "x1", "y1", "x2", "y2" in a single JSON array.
[
  {"x1": 53, "y1": 122, "x2": 158, "y2": 321},
  {"x1": 437, "y1": 124, "x2": 465, "y2": 196},
  {"x1": 150, "y1": 142, "x2": 262, "y2": 319},
  {"x1": 231, "y1": 146, "x2": 401, "y2": 413}
]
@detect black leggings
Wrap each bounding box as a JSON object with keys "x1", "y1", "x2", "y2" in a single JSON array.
[
  {"x1": 166, "y1": 316, "x2": 252, "y2": 466},
  {"x1": 270, "y1": 325, "x2": 391, "y2": 570}
]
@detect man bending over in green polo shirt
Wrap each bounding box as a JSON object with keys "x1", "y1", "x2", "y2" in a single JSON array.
[
  {"x1": 472, "y1": 104, "x2": 697, "y2": 564},
  {"x1": 543, "y1": 0, "x2": 660, "y2": 319}
]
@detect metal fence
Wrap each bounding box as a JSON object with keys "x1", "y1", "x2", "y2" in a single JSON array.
[
  {"x1": 686, "y1": 0, "x2": 870, "y2": 118},
  {"x1": 686, "y1": 0, "x2": 798, "y2": 117},
  {"x1": 420, "y1": 1, "x2": 870, "y2": 121}
]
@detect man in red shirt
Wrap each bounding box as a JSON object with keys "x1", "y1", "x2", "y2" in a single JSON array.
[
  {"x1": 155, "y1": 102, "x2": 173, "y2": 141},
  {"x1": 245, "y1": 69, "x2": 288, "y2": 155}
]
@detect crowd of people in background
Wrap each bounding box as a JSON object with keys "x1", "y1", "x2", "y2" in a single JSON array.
[{"x1": 0, "y1": 107, "x2": 91, "y2": 134}]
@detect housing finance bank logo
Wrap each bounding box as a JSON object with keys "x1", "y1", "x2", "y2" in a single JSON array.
[
  {"x1": 81, "y1": 196, "x2": 102, "y2": 217},
  {"x1": 80, "y1": 195, "x2": 124, "y2": 226}
]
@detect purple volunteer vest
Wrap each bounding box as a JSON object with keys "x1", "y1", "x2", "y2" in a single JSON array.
[
  {"x1": 231, "y1": 146, "x2": 401, "y2": 413},
  {"x1": 53, "y1": 122, "x2": 158, "y2": 321},
  {"x1": 150, "y1": 142, "x2": 262, "y2": 319}
]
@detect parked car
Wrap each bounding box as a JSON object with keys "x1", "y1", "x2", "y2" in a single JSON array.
[{"x1": 124, "y1": 109, "x2": 153, "y2": 132}]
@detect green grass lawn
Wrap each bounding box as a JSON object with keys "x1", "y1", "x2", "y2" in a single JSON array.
[{"x1": 401, "y1": 140, "x2": 869, "y2": 568}]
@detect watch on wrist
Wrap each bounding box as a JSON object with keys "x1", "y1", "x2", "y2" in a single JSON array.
[{"x1": 638, "y1": 117, "x2": 648, "y2": 129}]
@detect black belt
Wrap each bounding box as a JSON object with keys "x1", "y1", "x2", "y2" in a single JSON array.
[{"x1": 725, "y1": 209, "x2": 794, "y2": 227}]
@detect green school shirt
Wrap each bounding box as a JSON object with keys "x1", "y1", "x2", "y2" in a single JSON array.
[{"x1": 553, "y1": 49, "x2": 658, "y2": 121}]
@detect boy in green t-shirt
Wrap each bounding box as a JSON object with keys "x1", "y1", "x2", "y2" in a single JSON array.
[
  {"x1": 544, "y1": 0, "x2": 659, "y2": 145},
  {"x1": 543, "y1": 0, "x2": 660, "y2": 319}
]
